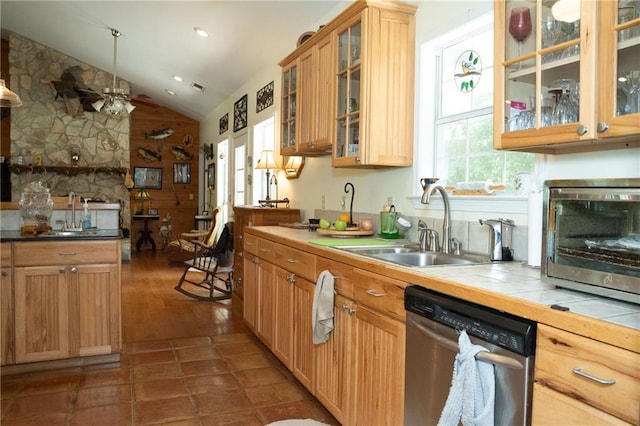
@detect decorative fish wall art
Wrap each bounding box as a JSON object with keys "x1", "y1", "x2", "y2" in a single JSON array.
[
  {"x1": 145, "y1": 128, "x2": 174, "y2": 140},
  {"x1": 138, "y1": 146, "x2": 162, "y2": 163},
  {"x1": 171, "y1": 145, "x2": 193, "y2": 160}
]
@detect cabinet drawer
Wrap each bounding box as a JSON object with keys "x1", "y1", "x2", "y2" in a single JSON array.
[
  {"x1": 1, "y1": 243, "x2": 11, "y2": 267},
  {"x1": 256, "y1": 238, "x2": 276, "y2": 263},
  {"x1": 535, "y1": 324, "x2": 639, "y2": 425},
  {"x1": 244, "y1": 234, "x2": 258, "y2": 255},
  {"x1": 14, "y1": 241, "x2": 118, "y2": 266},
  {"x1": 276, "y1": 245, "x2": 316, "y2": 282},
  {"x1": 316, "y1": 256, "x2": 353, "y2": 299},
  {"x1": 353, "y1": 269, "x2": 406, "y2": 322}
]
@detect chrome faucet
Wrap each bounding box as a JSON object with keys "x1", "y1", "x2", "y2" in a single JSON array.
[
  {"x1": 421, "y1": 182, "x2": 452, "y2": 254},
  {"x1": 68, "y1": 192, "x2": 76, "y2": 227},
  {"x1": 417, "y1": 220, "x2": 428, "y2": 251}
]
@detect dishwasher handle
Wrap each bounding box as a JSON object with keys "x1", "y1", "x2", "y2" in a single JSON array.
[{"x1": 408, "y1": 316, "x2": 525, "y2": 370}]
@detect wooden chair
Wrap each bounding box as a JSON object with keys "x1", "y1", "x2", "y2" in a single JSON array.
[
  {"x1": 166, "y1": 207, "x2": 222, "y2": 265},
  {"x1": 174, "y1": 221, "x2": 234, "y2": 301}
]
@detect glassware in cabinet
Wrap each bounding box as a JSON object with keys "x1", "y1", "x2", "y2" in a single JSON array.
[
  {"x1": 335, "y1": 22, "x2": 361, "y2": 162},
  {"x1": 281, "y1": 65, "x2": 297, "y2": 154}
]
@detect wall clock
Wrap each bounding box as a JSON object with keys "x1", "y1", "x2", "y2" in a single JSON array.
[{"x1": 233, "y1": 94, "x2": 248, "y2": 132}]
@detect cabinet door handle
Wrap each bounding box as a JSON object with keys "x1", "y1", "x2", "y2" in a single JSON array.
[
  {"x1": 238, "y1": 235, "x2": 243, "y2": 240},
  {"x1": 572, "y1": 367, "x2": 616, "y2": 385},
  {"x1": 576, "y1": 125, "x2": 588, "y2": 135},
  {"x1": 70, "y1": 266, "x2": 78, "y2": 273},
  {"x1": 596, "y1": 122, "x2": 609, "y2": 133},
  {"x1": 366, "y1": 289, "x2": 386, "y2": 297},
  {"x1": 58, "y1": 252, "x2": 77, "y2": 256},
  {"x1": 287, "y1": 273, "x2": 296, "y2": 283},
  {"x1": 251, "y1": 257, "x2": 259, "y2": 264},
  {"x1": 59, "y1": 267, "x2": 66, "y2": 273},
  {"x1": 1, "y1": 271, "x2": 7, "y2": 277}
]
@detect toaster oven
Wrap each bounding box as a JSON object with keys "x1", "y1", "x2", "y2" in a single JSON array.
[{"x1": 542, "y1": 178, "x2": 640, "y2": 304}]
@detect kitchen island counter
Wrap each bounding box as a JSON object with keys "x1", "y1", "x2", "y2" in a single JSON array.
[
  {"x1": 246, "y1": 226, "x2": 640, "y2": 353},
  {"x1": 0, "y1": 229, "x2": 122, "y2": 241}
]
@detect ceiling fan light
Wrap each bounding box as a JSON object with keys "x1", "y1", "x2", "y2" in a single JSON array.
[
  {"x1": 0, "y1": 79, "x2": 23, "y2": 107},
  {"x1": 92, "y1": 98, "x2": 105, "y2": 111},
  {"x1": 125, "y1": 101, "x2": 136, "y2": 114}
]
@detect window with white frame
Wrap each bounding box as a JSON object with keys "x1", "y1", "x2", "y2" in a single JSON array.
[
  {"x1": 252, "y1": 116, "x2": 276, "y2": 204},
  {"x1": 234, "y1": 144, "x2": 246, "y2": 206},
  {"x1": 216, "y1": 139, "x2": 229, "y2": 223},
  {"x1": 418, "y1": 13, "x2": 533, "y2": 193}
]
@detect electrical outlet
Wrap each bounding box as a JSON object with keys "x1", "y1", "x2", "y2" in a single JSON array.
[
  {"x1": 321, "y1": 195, "x2": 326, "y2": 209},
  {"x1": 387, "y1": 196, "x2": 394, "y2": 205}
]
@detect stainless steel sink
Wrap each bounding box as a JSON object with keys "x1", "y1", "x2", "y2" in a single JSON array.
[{"x1": 341, "y1": 245, "x2": 489, "y2": 267}]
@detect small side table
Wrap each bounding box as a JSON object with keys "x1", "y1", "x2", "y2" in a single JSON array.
[
  {"x1": 194, "y1": 215, "x2": 212, "y2": 231},
  {"x1": 133, "y1": 214, "x2": 160, "y2": 252}
]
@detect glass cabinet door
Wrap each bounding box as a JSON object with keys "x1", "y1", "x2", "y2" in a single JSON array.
[
  {"x1": 335, "y1": 22, "x2": 361, "y2": 161},
  {"x1": 281, "y1": 65, "x2": 297, "y2": 153},
  {"x1": 611, "y1": 1, "x2": 640, "y2": 126}
]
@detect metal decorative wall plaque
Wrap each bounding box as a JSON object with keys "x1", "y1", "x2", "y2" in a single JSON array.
[{"x1": 256, "y1": 81, "x2": 274, "y2": 113}]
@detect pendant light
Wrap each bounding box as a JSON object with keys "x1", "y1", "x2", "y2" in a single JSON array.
[
  {"x1": 0, "y1": 79, "x2": 23, "y2": 107},
  {"x1": 92, "y1": 28, "x2": 135, "y2": 115}
]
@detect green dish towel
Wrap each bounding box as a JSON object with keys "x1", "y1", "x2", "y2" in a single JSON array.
[{"x1": 308, "y1": 238, "x2": 397, "y2": 247}]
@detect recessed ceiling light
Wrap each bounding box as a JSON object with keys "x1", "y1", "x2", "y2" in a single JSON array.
[
  {"x1": 194, "y1": 26, "x2": 208, "y2": 38},
  {"x1": 173, "y1": 75, "x2": 183, "y2": 82},
  {"x1": 190, "y1": 82, "x2": 205, "y2": 92},
  {"x1": 165, "y1": 89, "x2": 176, "y2": 96}
]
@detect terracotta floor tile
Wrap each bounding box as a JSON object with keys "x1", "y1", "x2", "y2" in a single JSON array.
[
  {"x1": 134, "y1": 377, "x2": 189, "y2": 401},
  {"x1": 244, "y1": 381, "x2": 305, "y2": 406},
  {"x1": 81, "y1": 366, "x2": 132, "y2": 388},
  {"x1": 1, "y1": 411, "x2": 69, "y2": 425},
  {"x1": 132, "y1": 349, "x2": 176, "y2": 366},
  {"x1": 135, "y1": 396, "x2": 197, "y2": 425},
  {"x1": 184, "y1": 372, "x2": 240, "y2": 395},
  {"x1": 125, "y1": 340, "x2": 173, "y2": 354},
  {"x1": 215, "y1": 341, "x2": 264, "y2": 358},
  {"x1": 256, "y1": 400, "x2": 333, "y2": 425},
  {"x1": 193, "y1": 388, "x2": 254, "y2": 416},
  {"x1": 233, "y1": 366, "x2": 288, "y2": 387},
  {"x1": 211, "y1": 333, "x2": 253, "y2": 345},
  {"x1": 172, "y1": 336, "x2": 212, "y2": 348},
  {"x1": 4, "y1": 391, "x2": 73, "y2": 420},
  {"x1": 70, "y1": 402, "x2": 132, "y2": 425},
  {"x1": 176, "y1": 345, "x2": 220, "y2": 362},
  {"x1": 133, "y1": 362, "x2": 182, "y2": 382},
  {"x1": 158, "y1": 418, "x2": 201, "y2": 426},
  {"x1": 199, "y1": 409, "x2": 263, "y2": 426},
  {"x1": 20, "y1": 372, "x2": 82, "y2": 396},
  {"x1": 180, "y1": 358, "x2": 229, "y2": 376},
  {"x1": 75, "y1": 383, "x2": 131, "y2": 408},
  {"x1": 224, "y1": 352, "x2": 274, "y2": 371}
]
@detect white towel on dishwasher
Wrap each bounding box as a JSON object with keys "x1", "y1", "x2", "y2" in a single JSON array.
[
  {"x1": 438, "y1": 329, "x2": 495, "y2": 426},
  {"x1": 312, "y1": 270, "x2": 335, "y2": 344}
]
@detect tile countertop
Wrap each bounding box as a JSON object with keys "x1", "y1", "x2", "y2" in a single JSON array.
[
  {"x1": 246, "y1": 226, "x2": 640, "y2": 354},
  {"x1": 0, "y1": 229, "x2": 122, "y2": 241}
]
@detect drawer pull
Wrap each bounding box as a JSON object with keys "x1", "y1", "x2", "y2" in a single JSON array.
[
  {"x1": 572, "y1": 367, "x2": 616, "y2": 385},
  {"x1": 366, "y1": 289, "x2": 386, "y2": 297},
  {"x1": 286, "y1": 258, "x2": 298, "y2": 263},
  {"x1": 259, "y1": 248, "x2": 270, "y2": 253},
  {"x1": 58, "y1": 252, "x2": 78, "y2": 256}
]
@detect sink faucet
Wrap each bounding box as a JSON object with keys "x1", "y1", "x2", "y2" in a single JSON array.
[
  {"x1": 421, "y1": 182, "x2": 452, "y2": 254},
  {"x1": 68, "y1": 192, "x2": 76, "y2": 227}
]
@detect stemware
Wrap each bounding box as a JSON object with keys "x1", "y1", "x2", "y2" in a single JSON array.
[
  {"x1": 509, "y1": 7, "x2": 532, "y2": 60},
  {"x1": 553, "y1": 79, "x2": 579, "y2": 125},
  {"x1": 542, "y1": 16, "x2": 561, "y2": 48}
]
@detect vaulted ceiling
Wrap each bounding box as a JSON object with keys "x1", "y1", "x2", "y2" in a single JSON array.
[{"x1": 1, "y1": 1, "x2": 344, "y2": 121}]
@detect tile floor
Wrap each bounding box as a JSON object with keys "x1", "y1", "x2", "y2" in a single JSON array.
[{"x1": 1, "y1": 333, "x2": 338, "y2": 425}]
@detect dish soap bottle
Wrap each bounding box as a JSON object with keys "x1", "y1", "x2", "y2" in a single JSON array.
[{"x1": 81, "y1": 198, "x2": 91, "y2": 229}]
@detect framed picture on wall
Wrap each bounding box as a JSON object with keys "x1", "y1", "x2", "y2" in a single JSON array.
[
  {"x1": 219, "y1": 113, "x2": 228, "y2": 134},
  {"x1": 133, "y1": 167, "x2": 162, "y2": 189},
  {"x1": 233, "y1": 94, "x2": 248, "y2": 132},
  {"x1": 207, "y1": 163, "x2": 215, "y2": 189},
  {"x1": 173, "y1": 163, "x2": 191, "y2": 184}
]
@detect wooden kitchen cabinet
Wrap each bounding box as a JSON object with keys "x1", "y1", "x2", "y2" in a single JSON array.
[
  {"x1": 233, "y1": 206, "x2": 300, "y2": 304},
  {"x1": 494, "y1": 0, "x2": 640, "y2": 153},
  {"x1": 13, "y1": 241, "x2": 121, "y2": 364},
  {"x1": 280, "y1": 33, "x2": 334, "y2": 156},
  {"x1": 1, "y1": 242, "x2": 14, "y2": 365},
  {"x1": 533, "y1": 323, "x2": 639, "y2": 425},
  {"x1": 332, "y1": 1, "x2": 416, "y2": 167}
]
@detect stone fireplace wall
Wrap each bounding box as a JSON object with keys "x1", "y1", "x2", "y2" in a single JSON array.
[{"x1": 8, "y1": 33, "x2": 131, "y2": 231}]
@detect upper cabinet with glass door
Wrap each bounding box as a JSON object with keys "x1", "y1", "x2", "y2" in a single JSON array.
[
  {"x1": 281, "y1": 62, "x2": 297, "y2": 156},
  {"x1": 332, "y1": 1, "x2": 417, "y2": 167},
  {"x1": 494, "y1": 0, "x2": 640, "y2": 153}
]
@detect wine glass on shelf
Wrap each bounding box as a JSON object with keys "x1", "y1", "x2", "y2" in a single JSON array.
[
  {"x1": 542, "y1": 15, "x2": 561, "y2": 63},
  {"x1": 509, "y1": 7, "x2": 532, "y2": 62}
]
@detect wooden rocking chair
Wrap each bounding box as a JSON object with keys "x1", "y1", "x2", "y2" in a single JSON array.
[
  {"x1": 174, "y1": 221, "x2": 234, "y2": 301},
  {"x1": 166, "y1": 207, "x2": 222, "y2": 265}
]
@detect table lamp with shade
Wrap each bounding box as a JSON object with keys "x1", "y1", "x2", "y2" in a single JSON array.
[
  {"x1": 255, "y1": 150, "x2": 279, "y2": 202},
  {"x1": 133, "y1": 190, "x2": 151, "y2": 214}
]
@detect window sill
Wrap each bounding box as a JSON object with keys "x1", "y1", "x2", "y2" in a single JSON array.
[{"x1": 409, "y1": 194, "x2": 530, "y2": 215}]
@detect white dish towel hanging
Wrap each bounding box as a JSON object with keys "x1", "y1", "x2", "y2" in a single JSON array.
[
  {"x1": 312, "y1": 270, "x2": 335, "y2": 344},
  {"x1": 438, "y1": 329, "x2": 495, "y2": 426}
]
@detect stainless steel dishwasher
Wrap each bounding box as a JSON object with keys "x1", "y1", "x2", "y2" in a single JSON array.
[{"x1": 404, "y1": 285, "x2": 537, "y2": 426}]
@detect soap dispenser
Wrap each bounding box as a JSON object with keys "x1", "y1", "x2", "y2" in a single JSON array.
[
  {"x1": 81, "y1": 198, "x2": 91, "y2": 229},
  {"x1": 479, "y1": 218, "x2": 515, "y2": 261}
]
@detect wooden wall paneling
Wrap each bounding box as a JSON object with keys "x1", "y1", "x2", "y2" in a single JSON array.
[{"x1": 129, "y1": 102, "x2": 200, "y2": 248}]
